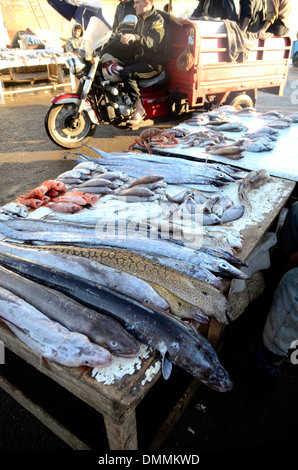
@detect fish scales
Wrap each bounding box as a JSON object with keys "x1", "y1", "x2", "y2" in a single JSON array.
[
  {"x1": 0, "y1": 265, "x2": 140, "y2": 357},
  {"x1": 0, "y1": 241, "x2": 169, "y2": 312},
  {"x1": 0, "y1": 285, "x2": 112, "y2": 368},
  {"x1": 0, "y1": 251, "x2": 232, "y2": 391},
  {"x1": 33, "y1": 245, "x2": 229, "y2": 323}
]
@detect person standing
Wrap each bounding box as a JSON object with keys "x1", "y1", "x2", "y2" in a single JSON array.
[
  {"x1": 113, "y1": 0, "x2": 135, "y2": 30},
  {"x1": 64, "y1": 23, "x2": 83, "y2": 53},
  {"x1": 257, "y1": 201, "x2": 298, "y2": 375}
]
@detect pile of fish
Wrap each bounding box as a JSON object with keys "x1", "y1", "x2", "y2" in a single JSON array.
[
  {"x1": 0, "y1": 239, "x2": 233, "y2": 392},
  {"x1": 162, "y1": 106, "x2": 298, "y2": 157},
  {"x1": 0, "y1": 132, "x2": 275, "y2": 391}
]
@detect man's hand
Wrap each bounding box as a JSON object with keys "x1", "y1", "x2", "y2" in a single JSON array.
[{"x1": 120, "y1": 33, "x2": 136, "y2": 44}]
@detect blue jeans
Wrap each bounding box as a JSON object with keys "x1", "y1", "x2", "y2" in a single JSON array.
[{"x1": 263, "y1": 202, "x2": 298, "y2": 356}]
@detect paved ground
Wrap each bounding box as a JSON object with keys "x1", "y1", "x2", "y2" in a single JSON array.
[{"x1": 0, "y1": 67, "x2": 297, "y2": 460}]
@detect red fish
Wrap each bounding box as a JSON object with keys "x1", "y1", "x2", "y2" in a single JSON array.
[
  {"x1": 17, "y1": 197, "x2": 44, "y2": 209},
  {"x1": 41, "y1": 180, "x2": 67, "y2": 192},
  {"x1": 46, "y1": 202, "x2": 83, "y2": 213}
]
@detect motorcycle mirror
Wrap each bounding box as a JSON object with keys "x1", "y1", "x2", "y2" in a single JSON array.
[{"x1": 120, "y1": 15, "x2": 138, "y2": 27}]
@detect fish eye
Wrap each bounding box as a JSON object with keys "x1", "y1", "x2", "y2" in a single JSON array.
[
  {"x1": 143, "y1": 299, "x2": 151, "y2": 304},
  {"x1": 110, "y1": 340, "x2": 118, "y2": 348},
  {"x1": 208, "y1": 374, "x2": 217, "y2": 384}
]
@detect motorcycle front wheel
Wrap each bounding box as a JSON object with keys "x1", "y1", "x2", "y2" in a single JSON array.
[{"x1": 45, "y1": 103, "x2": 97, "y2": 149}]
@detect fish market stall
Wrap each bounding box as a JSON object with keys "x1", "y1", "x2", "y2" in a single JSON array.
[
  {"x1": 0, "y1": 137, "x2": 296, "y2": 450},
  {"x1": 0, "y1": 49, "x2": 76, "y2": 99},
  {"x1": 134, "y1": 107, "x2": 298, "y2": 183}
]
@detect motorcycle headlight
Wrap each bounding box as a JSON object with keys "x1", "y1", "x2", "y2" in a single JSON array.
[{"x1": 67, "y1": 57, "x2": 87, "y2": 76}]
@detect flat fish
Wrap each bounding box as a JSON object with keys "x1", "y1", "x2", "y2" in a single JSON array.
[
  {"x1": 0, "y1": 264, "x2": 140, "y2": 357},
  {"x1": 0, "y1": 251, "x2": 233, "y2": 391},
  {"x1": 0, "y1": 285, "x2": 112, "y2": 368}
]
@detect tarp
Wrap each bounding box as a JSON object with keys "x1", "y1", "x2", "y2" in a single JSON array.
[{"x1": 47, "y1": 0, "x2": 110, "y2": 29}]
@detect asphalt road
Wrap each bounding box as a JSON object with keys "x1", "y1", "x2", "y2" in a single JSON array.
[{"x1": 0, "y1": 66, "x2": 297, "y2": 460}]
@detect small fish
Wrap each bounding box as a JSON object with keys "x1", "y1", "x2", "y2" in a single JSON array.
[
  {"x1": 127, "y1": 175, "x2": 164, "y2": 188},
  {"x1": 116, "y1": 187, "x2": 156, "y2": 197},
  {"x1": 46, "y1": 202, "x2": 83, "y2": 213},
  {"x1": 221, "y1": 204, "x2": 245, "y2": 223},
  {"x1": 1, "y1": 202, "x2": 29, "y2": 218},
  {"x1": 238, "y1": 169, "x2": 270, "y2": 211}
]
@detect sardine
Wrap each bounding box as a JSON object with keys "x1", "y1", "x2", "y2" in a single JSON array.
[
  {"x1": 0, "y1": 251, "x2": 233, "y2": 391},
  {"x1": 0, "y1": 264, "x2": 140, "y2": 357},
  {"x1": 0, "y1": 285, "x2": 112, "y2": 368},
  {"x1": 0, "y1": 242, "x2": 169, "y2": 312}
]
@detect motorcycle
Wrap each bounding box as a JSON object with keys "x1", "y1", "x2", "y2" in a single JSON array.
[{"x1": 45, "y1": 14, "x2": 168, "y2": 149}]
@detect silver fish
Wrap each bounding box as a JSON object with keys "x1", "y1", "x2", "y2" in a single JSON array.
[
  {"x1": 0, "y1": 285, "x2": 112, "y2": 368},
  {"x1": 0, "y1": 224, "x2": 248, "y2": 279},
  {"x1": 0, "y1": 265, "x2": 140, "y2": 357},
  {"x1": 0, "y1": 252, "x2": 233, "y2": 391},
  {"x1": 0, "y1": 241, "x2": 169, "y2": 312}
]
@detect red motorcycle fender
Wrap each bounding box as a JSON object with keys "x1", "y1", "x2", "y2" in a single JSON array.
[{"x1": 51, "y1": 93, "x2": 99, "y2": 124}]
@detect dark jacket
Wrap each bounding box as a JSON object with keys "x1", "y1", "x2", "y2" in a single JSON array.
[
  {"x1": 192, "y1": 0, "x2": 238, "y2": 22},
  {"x1": 133, "y1": 7, "x2": 166, "y2": 65},
  {"x1": 113, "y1": 0, "x2": 135, "y2": 30},
  {"x1": 239, "y1": 0, "x2": 266, "y2": 32}
]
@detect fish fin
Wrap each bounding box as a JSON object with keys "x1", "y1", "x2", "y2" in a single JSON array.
[{"x1": 161, "y1": 351, "x2": 172, "y2": 380}]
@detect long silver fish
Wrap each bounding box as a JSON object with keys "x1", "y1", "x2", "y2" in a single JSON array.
[
  {"x1": 0, "y1": 241, "x2": 169, "y2": 312},
  {"x1": 0, "y1": 264, "x2": 140, "y2": 357},
  {"x1": 0, "y1": 251, "x2": 233, "y2": 391},
  {"x1": 0, "y1": 285, "x2": 112, "y2": 368},
  {"x1": 0, "y1": 224, "x2": 248, "y2": 279}
]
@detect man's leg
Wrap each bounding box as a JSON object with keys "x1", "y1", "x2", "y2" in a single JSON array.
[
  {"x1": 258, "y1": 268, "x2": 298, "y2": 374},
  {"x1": 120, "y1": 62, "x2": 162, "y2": 125}
]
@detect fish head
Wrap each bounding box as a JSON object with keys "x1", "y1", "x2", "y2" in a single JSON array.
[
  {"x1": 78, "y1": 344, "x2": 112, "y2": 367},
  {"x1": 177, "y1": 338, "x2": 233, "y2": 392},
  {"x1": 95, "y1": 317, "x2": 141, "y2": 358}
]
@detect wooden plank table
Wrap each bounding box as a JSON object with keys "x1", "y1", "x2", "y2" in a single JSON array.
[{"x1": 0, "y1": 175, "x2": 295, "y2": 450}]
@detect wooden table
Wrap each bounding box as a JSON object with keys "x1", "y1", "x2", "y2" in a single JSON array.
[{"x1": 0, "y1": 175, "x2": 295, "y2": 450}]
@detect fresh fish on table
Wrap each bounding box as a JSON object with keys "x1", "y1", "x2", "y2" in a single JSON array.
[
  {"x1": 0, "y1": 285, "x2": 112, "y2": 368},
  {"x1": 1, "y1": 202, "x2": 29, "y2": 218},
  {"x1": 0, "y1": 265, "x2": 140, "y2": 357},
  {"x1": 32, "y1": 244, "x2": 229, "y2": 323},
  {"x1": 0, "y1": 242, "x2": 169, "y2": 312},
  {"x1": 0, "y1": 223, "x2": 248, "y2": 280},
  {"x1": 0, "y1": 251, "x2": 233, "y2": 391}
]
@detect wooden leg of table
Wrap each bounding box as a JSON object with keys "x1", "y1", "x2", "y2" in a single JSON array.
[{"x1": 103, "y1": 409, "x2": 138, "y2": 450}]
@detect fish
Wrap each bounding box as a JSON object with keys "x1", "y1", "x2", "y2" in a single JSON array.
[
  {"x1": 127, "y1": 175, "x2": 165, "y2": 188},
  {"x1": 0, "y1": 285, "x2": 112, "y2": 368},
  {"x1": 116, "y1": 187, "x2": 156, "y2": 198},
  {"x1": 0, "y1": 223, "x2": 248, "y2": 279},
  {"x1": 238, "y1": 169, "x2": 270, "y2": 211},
  {"x1": 148, "y1": 282, "x2": 210, "y2": 323},
  {"x1": 0, "y1": 242, "x2": 169, "y2": 312},
  {"x1": 0, "y1": 265, "x2": 140, "y2": 357},
  {"x1": 27, "y1": 244, "x2": 230, "y2": 323},
  {"x1": 0, "y1": 251, "x2": 233, "y2": 391},
  {"x1": 267, "y1": 119, "x2": 291, "y2": 129},
  {"x1": 1, "y1": 202, "x2": 29, "y2": 218},
  {"x1": 206, "y1": 145, "x2": 246, "y2": 156},
  {"x1": 46, "y1": 202, "x2": 83, "y2": 213},
  {"x1": 245, "y1": 140, "x2": 274, "y2": 152},
  {"x1": 221, "y1": 204, "x2": 245, "y2": 223}
]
